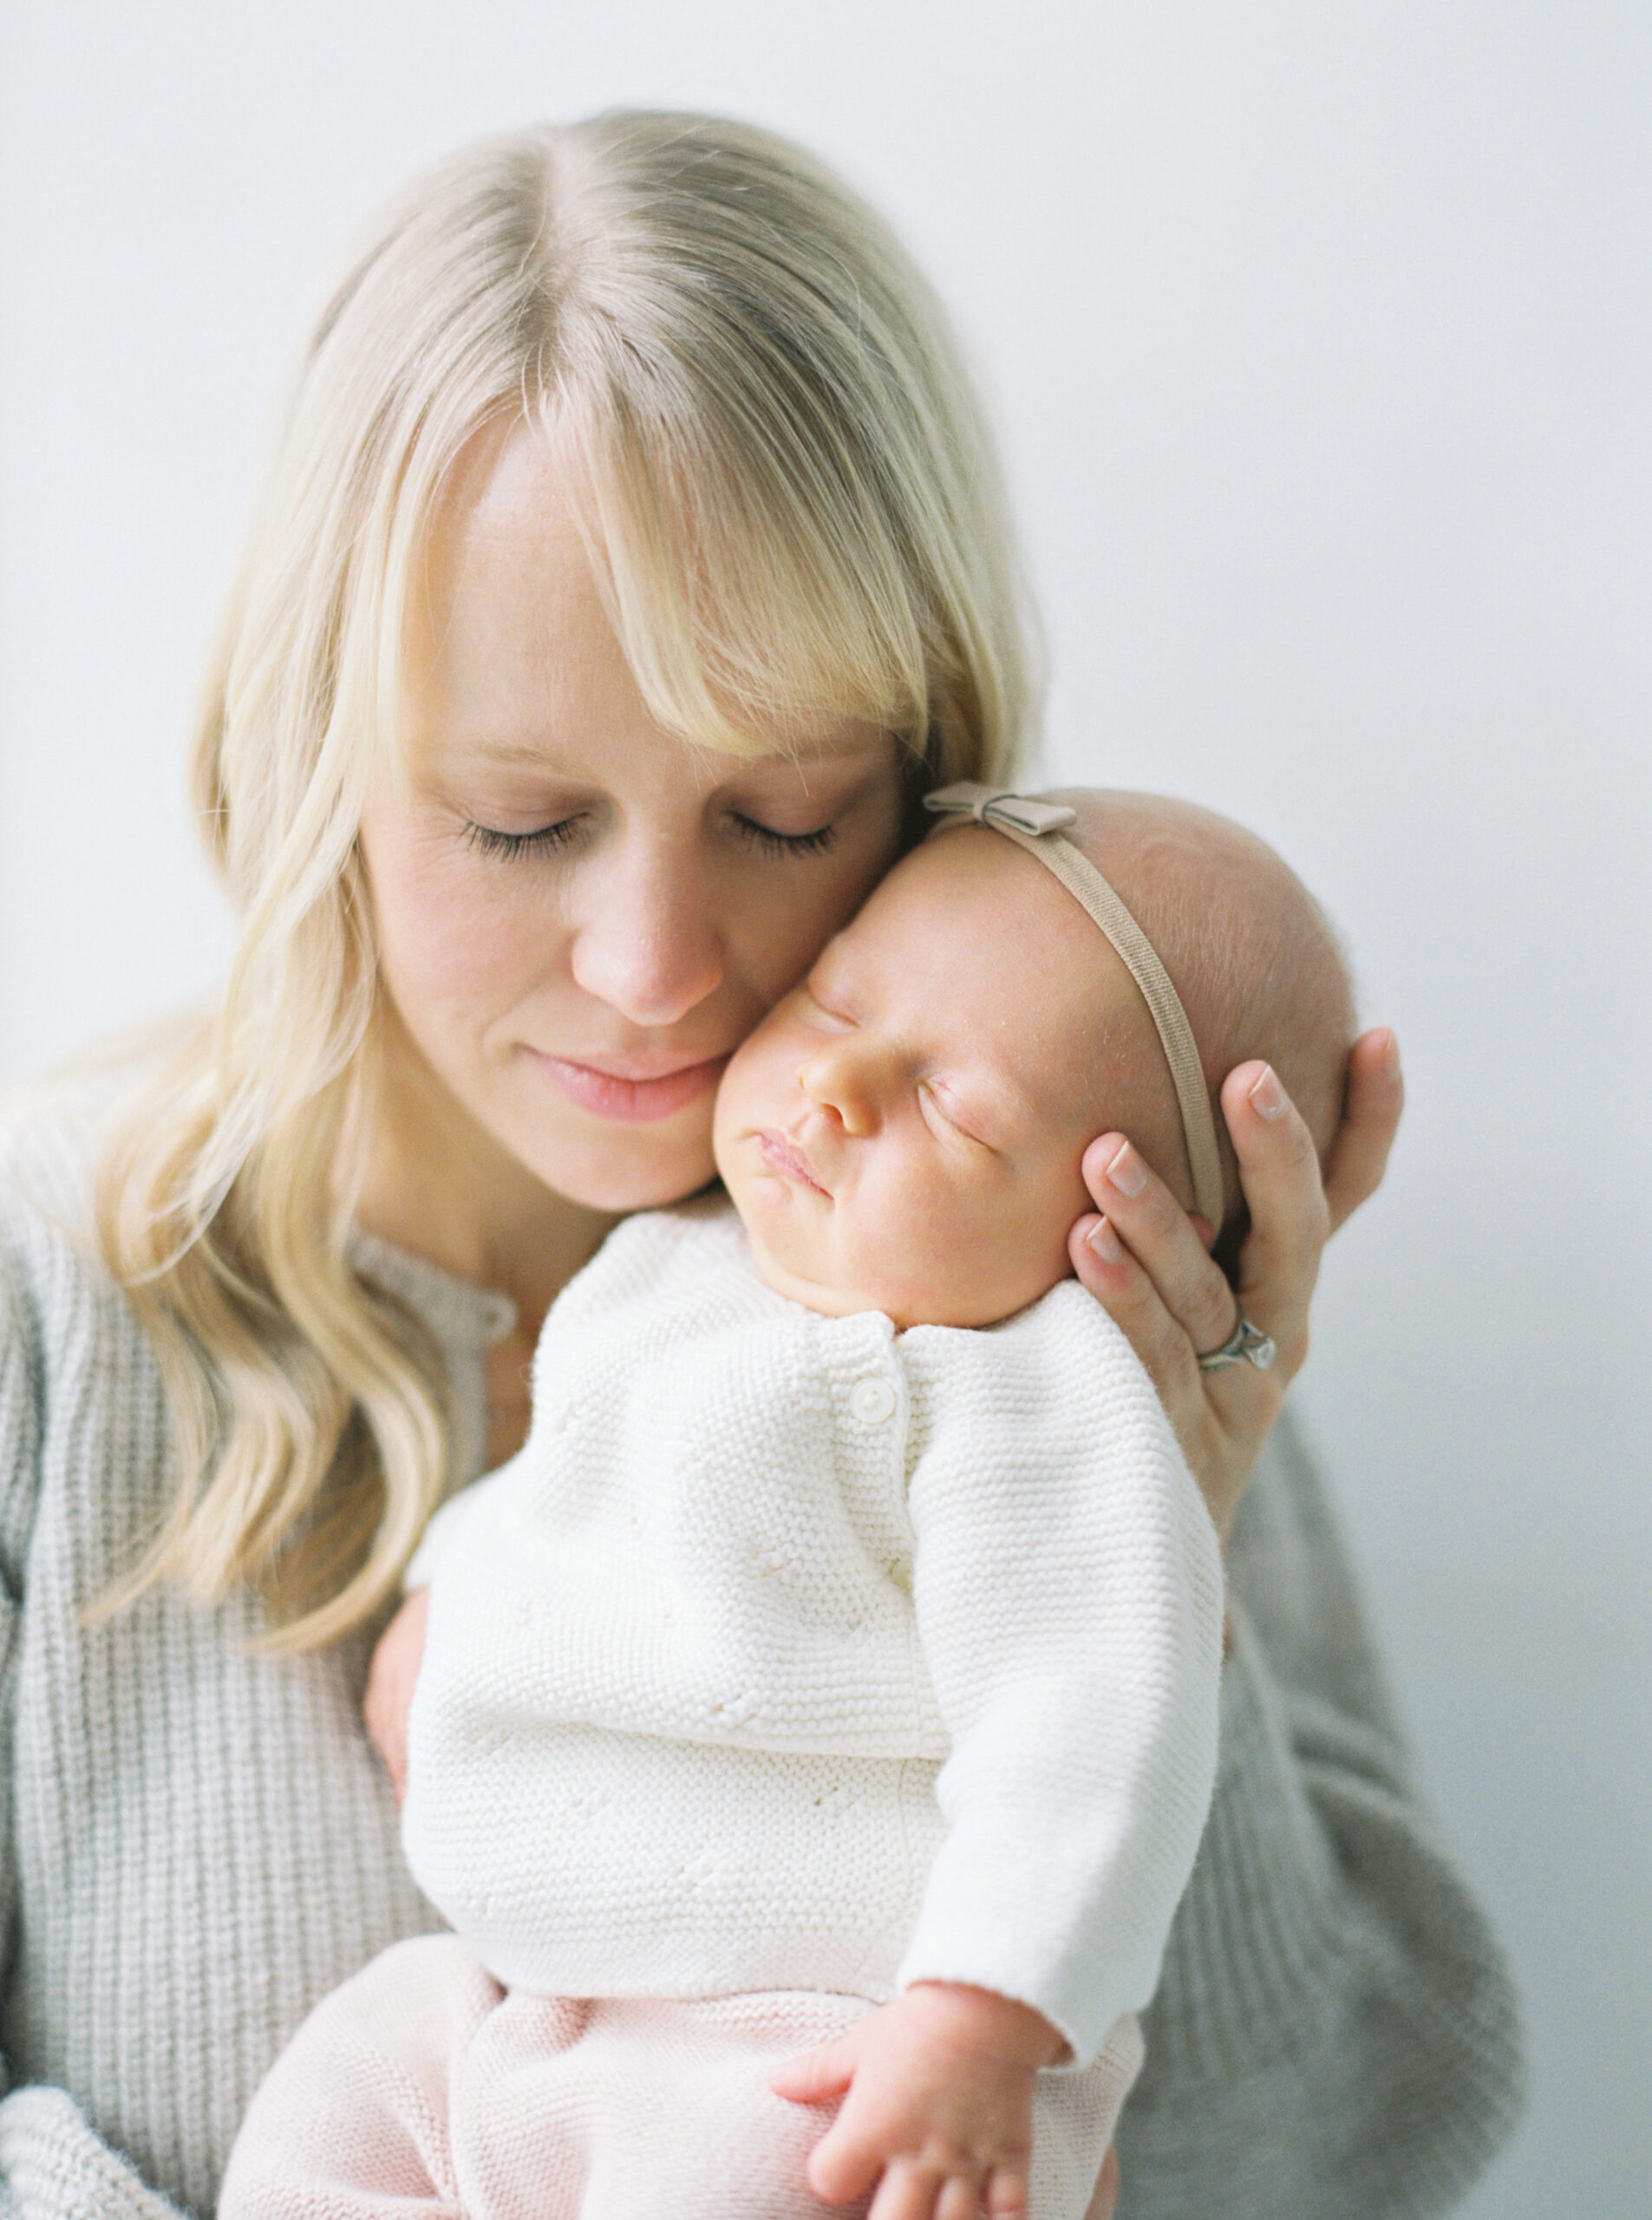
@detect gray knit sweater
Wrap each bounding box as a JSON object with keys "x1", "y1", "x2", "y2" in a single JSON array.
[{"x1": 0, "y1": 1084, "x2": 1522, "y2": 2218}]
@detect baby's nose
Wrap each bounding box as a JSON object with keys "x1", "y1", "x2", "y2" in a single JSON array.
[{"x1": 799, "y1": 1040, "x2": 879, "y2": 1135}]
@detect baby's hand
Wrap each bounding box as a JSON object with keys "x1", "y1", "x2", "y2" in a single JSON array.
[
  {"x1": 769, "y1": 1982, "x2": 1065, "y2": 2220},
  {"x1": 363, "y1": 1586, "x2": 428, "y2": 1805}
]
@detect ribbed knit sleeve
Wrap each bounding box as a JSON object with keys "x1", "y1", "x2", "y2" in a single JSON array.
[
  {"x1": 0, "y1": 1177, "x2": 187, "y2": 2217},
  {"x1": 0, "y1": 1086, "x2": 510, "y2": 2218},
  {"x1": 1113, "y1": 1411, "x2": 1526, "y2": 2219},
  {"x1": 0, "y1": 1197, "x2": 38, "y2": 1812},
  {"x1": 895, "y1": 1285, "x2": 1224, "y2": 2065},
  {"x1": 0, "y1": 2089, "x2": 191, "y2": 2217}
]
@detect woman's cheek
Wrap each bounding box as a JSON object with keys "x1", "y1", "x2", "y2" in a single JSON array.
[{"x1": 377, "y1": 852, "x2": 552, "y2": 1021}]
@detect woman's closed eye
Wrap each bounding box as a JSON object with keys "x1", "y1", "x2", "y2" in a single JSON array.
[
  {"x1": 461, "y1": 811, "x2": 839, "y2": 864},
  {"x1": 463, "y1": 815, "x2": 583, "y2": 859},
  {"x1": 727, "y1": 812, "x2": 839, "y2": 859}
]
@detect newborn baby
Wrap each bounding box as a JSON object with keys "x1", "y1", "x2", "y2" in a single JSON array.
[{"x1": 222, "y1": 787, "x2": 1355, "y2": 2220}]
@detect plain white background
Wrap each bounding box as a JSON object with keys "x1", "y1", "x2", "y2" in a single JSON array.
[{"x1": 2, "y1": 3, "x2": 1647, "y2": 2211}]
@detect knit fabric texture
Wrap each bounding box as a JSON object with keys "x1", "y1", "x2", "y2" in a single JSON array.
[
  {"x1": 0, "y1": 1078, "x2": 1525, "y2": 2217},
  {"x1": 403, "y1": 1199, "x2": 1223, "y2": 2067},
  {"x1": 219, "y1": 1934, "x2": 1143, "y2": 2220}
]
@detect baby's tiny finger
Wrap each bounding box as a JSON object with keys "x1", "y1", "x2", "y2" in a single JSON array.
[
  {"x1": 867, "y1": 2156, "x2": 940, "y2": 2220},
  {"x1": 937, "y1": 2171, "x2": 988, "y2": 2220},
  {"x1": 806, "y1": 2114, "x2": 886, "y2": 2207},
  {"x1": 769, "y1": 2037, "x2": 852, "y2": 2103},
  {"x1": 983, "y1": 2163, "x2": 1030, "y2": 2220}
]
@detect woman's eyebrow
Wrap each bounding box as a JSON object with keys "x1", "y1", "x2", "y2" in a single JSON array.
[
  {"x1": 793, "y1": 732, "x2": 891, "y2": 762},
  {"x1": 416, "y1": 735, "x2": 570, "y2": 773},
  {"x1": 737, "y1": 741, "x2": 891, "y2": 789},
  {"x1": 454, "y1": 737, "x2": 590, "y2": 767}
]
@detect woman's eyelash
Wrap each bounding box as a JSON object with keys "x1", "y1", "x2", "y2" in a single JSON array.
[
  {"x1": 730, "y1": 814, "x2": 838, "y2": 859},
  {"x1": 463, "y1": 815, "x2": 837, "y2": 861},
  {"x1": 463, "y1": 819, "x2": 581, "y2": 859}
]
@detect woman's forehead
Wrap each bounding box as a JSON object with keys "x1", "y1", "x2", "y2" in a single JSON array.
[{"x1": 408, "y1": 415, "x2": 911, "y2": 769}]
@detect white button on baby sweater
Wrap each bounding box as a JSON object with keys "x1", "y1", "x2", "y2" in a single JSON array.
[{"x1": 849, "y1": 1376, "x2": 898, "y2": 1426}]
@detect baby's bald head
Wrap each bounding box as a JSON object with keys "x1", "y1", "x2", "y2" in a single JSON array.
[
  {"x1": 1030, "y1": 791, "x2": 1355, "y2": 1251},
  {"x1": 718, "y1": 786, "x2": 1355, "y2": 1329}
]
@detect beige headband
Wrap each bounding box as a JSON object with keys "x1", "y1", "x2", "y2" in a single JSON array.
[{"x1": 923, "y1": 783, "x2": 1226, "y2": 1229}]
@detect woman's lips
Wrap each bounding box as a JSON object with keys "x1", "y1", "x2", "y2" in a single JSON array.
[
  {"x1": 756, "y1": 1129, "x2": 831, "y2": 1197},
  {"x1": 530, "y1": 1052, "x2": 730, "y2": 1124}
]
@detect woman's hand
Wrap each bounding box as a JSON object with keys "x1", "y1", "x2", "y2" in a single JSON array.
[
  {"x1": 1068, "y1": 1028, "x2": 1402, "y2": 1540},
  {"x1": 363, "y1": 1586, "x2": 429, "y2": 1805}
]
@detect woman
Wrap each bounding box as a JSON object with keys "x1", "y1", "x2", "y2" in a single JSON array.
[{"x1": 0, "y1": 113, "x2": 1518, "y2": 2217}]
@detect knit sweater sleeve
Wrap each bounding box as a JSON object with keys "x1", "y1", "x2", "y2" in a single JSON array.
[
  {"x1": 894, "y1": 1286, "x2": 1224, "y2": 2066},
  {"x1": 0, "y1": 1209, "x2": 190, "y2": 2218},
  {"x1": 1113, "y1": 1409, "x2": 1526, "y2": 2219}
]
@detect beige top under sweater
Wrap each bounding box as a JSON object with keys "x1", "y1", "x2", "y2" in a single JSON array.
[{"x1": 0, "y1": 1079, "x2": 1524, "y2": 2218}]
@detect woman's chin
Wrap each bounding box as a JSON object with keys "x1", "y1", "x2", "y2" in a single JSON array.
[{"x1": 532, "y1": 1129, "x2": 722, "y2": 1216}]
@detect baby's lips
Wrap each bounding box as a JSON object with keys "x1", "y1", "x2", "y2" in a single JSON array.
[{"x1": 756, "y1": 1128, "x2": 833, "y2": 1197}]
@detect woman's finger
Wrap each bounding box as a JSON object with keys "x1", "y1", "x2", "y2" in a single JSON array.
[
  {"x1": 1322, "y1": 1027, "x2": 1403, "y2": 1234},
  {"x1": 1069, "y1": 1140, "x2": 1285, "y2": 1538},
  {"x1": 1071, "y1": 1211, "x2": 1216, "y2": 1408},
  {"x1": 1218, "y1": 1061, "x2": 1329, "y2": 1381},
  {"x1": 1069, "y1": 1041, "x2": 1389, "y2": 1541},
  {"x1": 1068, "y1": 1208, "x2": 1273, "y2": 1540},
  {"x1": 1076, "y1": 1136, "x2": 1238, "y2": 1362}
]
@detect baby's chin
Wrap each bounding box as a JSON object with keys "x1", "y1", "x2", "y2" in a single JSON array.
[
  {"x1": 740, "y1": 1237, "x2": 872, "y2": 1321},
  {"x1": 742, "y1": 1230, "x2": 1071, "y2": 1330},
  {"x1": 730, "y1": 1209, "x2": 911, "y2": 1322}
]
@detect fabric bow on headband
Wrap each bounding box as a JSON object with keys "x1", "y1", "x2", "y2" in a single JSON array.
[{"x1": 923, "y1": 783, "x2": 1226, "y2": 1231}]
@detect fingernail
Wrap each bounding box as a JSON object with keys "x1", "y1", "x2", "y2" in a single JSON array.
[
  {"x1": 1380, "y1": 1028, "x2": 1401, "y2": 1079},
  {"x1": 1087, "y1": 1218, "x2": 1124, "y2": 1263},
  {"x1": 1248, "y1": 1066, "x2": 1286, "y2": 1120},
  {"x1": 1106, "y1": 1141, "x2": 1148, "y2": 1197}
]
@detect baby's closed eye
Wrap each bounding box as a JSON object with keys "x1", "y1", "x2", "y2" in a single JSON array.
[{"x1": 917, "y1": 1078, "x2": 993, "y2": 1150}]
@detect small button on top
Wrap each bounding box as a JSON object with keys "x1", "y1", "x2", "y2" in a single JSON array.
[{"x1": 849, "y1": 1376, "x2": 898, "y2": 1426}]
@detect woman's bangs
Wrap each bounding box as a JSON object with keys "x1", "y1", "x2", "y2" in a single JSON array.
[{"x1": 560, "y1": 386, "x2": 931, "y2": 764}]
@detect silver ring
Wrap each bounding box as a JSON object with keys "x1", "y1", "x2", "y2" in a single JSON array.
[{"x1": 1196, "y1": 1315, "x2": 1277, "y2": 1373}]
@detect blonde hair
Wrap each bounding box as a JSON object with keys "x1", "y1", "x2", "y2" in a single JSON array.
[{"x1": 95, "y1": 111, "x2": 1033, "y2": 1649}]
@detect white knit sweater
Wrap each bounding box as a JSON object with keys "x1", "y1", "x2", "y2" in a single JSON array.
[
  {"x1": 0, "y1": 1076, "x2": 1524, "y2": 2217},
  {"x1": 402, "y1": 1201, "x2": 1224, "y2": 2066}
]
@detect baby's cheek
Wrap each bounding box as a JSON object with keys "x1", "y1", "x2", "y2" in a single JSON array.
[
  {"x1": 952, "y1": 1178, "x2": 1081, "y2": 1325},
  {"x1": 859, "y1": 1187, "x2": 1041, "y2": 1330}
]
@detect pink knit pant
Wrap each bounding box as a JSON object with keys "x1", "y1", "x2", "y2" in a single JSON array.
[{"x1": 219, "y1": 1935, "x2": 1141, "y2": 2220}]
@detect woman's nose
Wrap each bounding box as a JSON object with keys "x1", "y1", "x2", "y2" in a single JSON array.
[
  {"x1": 799, "y1": 1038, "x2": 880, "y2": 1136},
  {"x1": 568, "y1": 845, "x2": 725, "y2": 1027}
]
